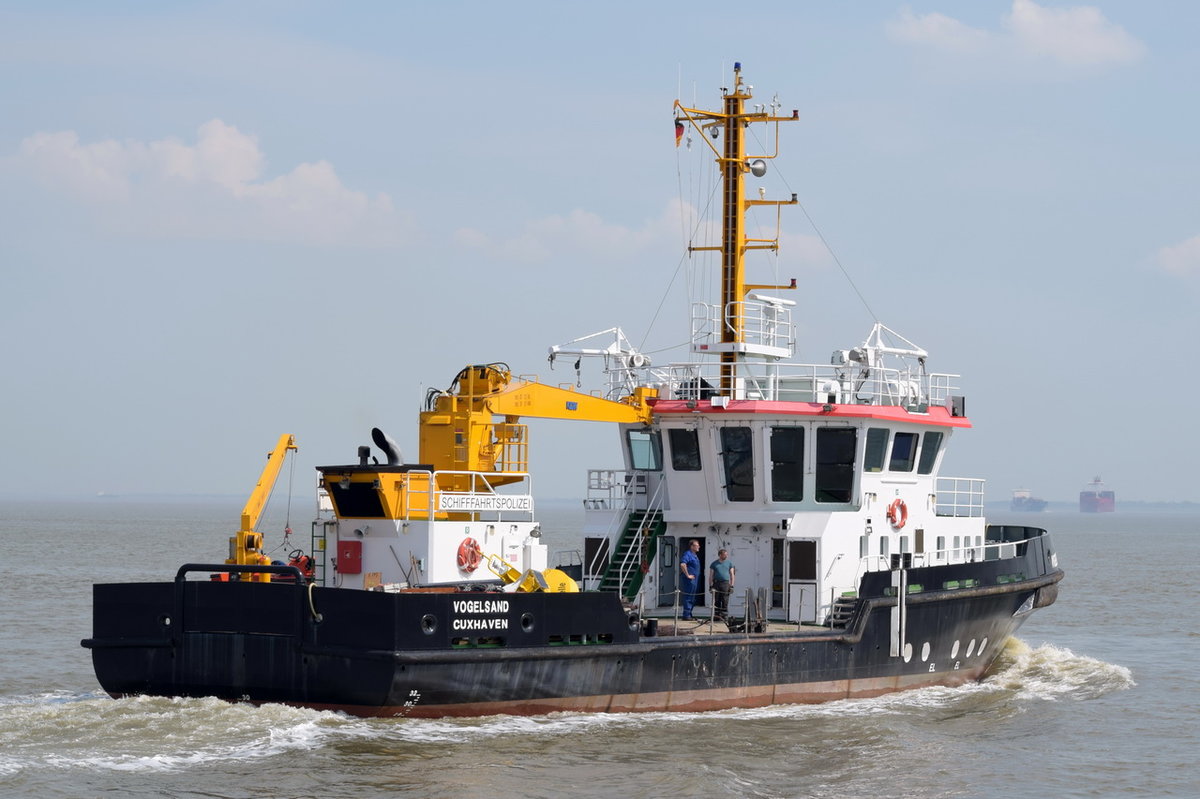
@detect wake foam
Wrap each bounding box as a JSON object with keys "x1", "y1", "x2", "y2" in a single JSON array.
[
  {"x1": 2, "y1": 694, "x2": 375, "y2": 774},
  {"x1": 2, "y1": 639, "x2": 1132, "y2": 774},
  {"x1": 982, "y1": 638, "x2": 1135, "y2": 701}
]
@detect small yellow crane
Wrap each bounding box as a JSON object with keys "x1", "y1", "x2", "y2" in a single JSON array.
[{"x1": 226, "y1": 433, "x2": 298, "y2": 582}]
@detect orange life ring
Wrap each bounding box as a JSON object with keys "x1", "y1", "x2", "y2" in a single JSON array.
[
  {"x1": 457, "y1": 537, "x2": 482, "y2": 572},
  {"x1": 887, "y1": 499, "x2": 908, "y2": 530}
]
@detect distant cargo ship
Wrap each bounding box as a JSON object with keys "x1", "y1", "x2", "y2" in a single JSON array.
[
  {"x1": 1011, "y1": 489, "x2": 1047, "y2": 513},
  {"x1": 1079, "y1": 477, "x2": 1115, "y2": 513}
]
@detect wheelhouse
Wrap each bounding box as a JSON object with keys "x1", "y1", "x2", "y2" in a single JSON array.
[{"x1": 578, "y1": 365, "x2": 987, "y2": 627}]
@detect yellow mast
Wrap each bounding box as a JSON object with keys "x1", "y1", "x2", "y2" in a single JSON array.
[{"x1": 674, "y1": 63, "x2": 799, "y2": 393}]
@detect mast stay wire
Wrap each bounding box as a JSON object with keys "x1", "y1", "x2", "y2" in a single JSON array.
[
  {"x1": 745, "y1": 122, "x2": 879, "y2": 323},
  {"x1": 642, "y1": 142, "x2": 723, "y2": 355},
  {"x1": 655, "y1": 92, "x2": 887, "y2": 356}
]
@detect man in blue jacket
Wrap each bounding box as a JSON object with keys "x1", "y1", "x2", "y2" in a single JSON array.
[{"x1": 679, "y1": 539, "x2": 701, "y2": 620}]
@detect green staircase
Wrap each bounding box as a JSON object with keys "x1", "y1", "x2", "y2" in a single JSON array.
[{"x1": 599, "y1": 509, "x2": 666, "y2": 600}]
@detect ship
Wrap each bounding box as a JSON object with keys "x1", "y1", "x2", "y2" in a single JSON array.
[
  {"x1": 1079, "y1": 477, "x2": 1116, "y2": 513},
  {"x1": 1010, "y1": 488, "x2": 1048, "y2": 513},
  {"x1": 82, "y1": 64, "x2": 1063, "y2": 718}
]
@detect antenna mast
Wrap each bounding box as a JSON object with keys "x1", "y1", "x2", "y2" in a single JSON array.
[{"x1": 674, "y1": 63, "x2": 799, "y2": 393}]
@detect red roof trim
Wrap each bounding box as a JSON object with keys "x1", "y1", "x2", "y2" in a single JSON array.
[{"x1": 648, "y1": 399, "x2": 972, "y2": 428}]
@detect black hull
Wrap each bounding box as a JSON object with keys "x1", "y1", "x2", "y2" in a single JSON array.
[{"x1": 84, "y1": 540, "x2": 1063, "y2": 718}]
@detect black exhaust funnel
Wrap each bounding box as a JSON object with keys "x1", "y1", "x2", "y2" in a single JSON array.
[{"x1": 371, "y1": 427, "x2": 404, "y2": 466}]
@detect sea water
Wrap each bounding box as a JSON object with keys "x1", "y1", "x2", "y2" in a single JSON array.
[{"x1": 1, "y1": 499, "x2": 1194, "y2": 798}]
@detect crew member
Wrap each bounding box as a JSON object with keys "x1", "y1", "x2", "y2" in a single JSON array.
[
  {"x1": 709, "y1": 549, "x2": 735, "y2": 620},
  {"x1": 679, "y1": 539, "x2": 701, "y2": 620}
]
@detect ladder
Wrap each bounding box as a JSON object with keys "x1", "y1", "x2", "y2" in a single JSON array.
[
  {"x1": 828, "y1": 594, "x2": 859, "y2": 628},
  {"x1": 598, "y1": 496, "x2": 666, "y2": 601}
]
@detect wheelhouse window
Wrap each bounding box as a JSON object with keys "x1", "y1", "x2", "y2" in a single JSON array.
[
  {"x1": 626, "y1": 429, "x2": 662, "y2": 471},
  {"x1": 864, "y1": 428, "x2": 889, "y2": 473},
  {"x1": 815, "y1": 427, "x2": 857, "y2": 503},
  {"x1": 667, "y1": 428, "x2": 701, "y2": 471},
  {"x1": 770, "y1": 426, "x2": 804, "y2": 501},
  {"x1": 889, "y1": 432, "x2": 918, "y2": 472},
  {"x1": 720, "y1": 426, "x2": 755, "y2": 502},
  {"x1": 918, "y1": 431, "x2": 943, "y2": 474}
]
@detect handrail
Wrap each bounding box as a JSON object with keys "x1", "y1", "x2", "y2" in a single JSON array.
[
  {"x1": 388, "y1": 468, "x2": 536, "y2": 522},
  {"x1": 585, "y1": 470, "x2": 657, "y2": 511},
  {"x1": 172, "y1": 564, "x2": 322, "y2": 631},
  {"x1": 852, "y1": 528, "x2": 1048, "y2": 576},
  {"x1": 610, "y1": 478, "x2": 666, "y2": 597},
  {"x1": 175, "y1": 563, "x2": 304, "y2": 582},
  {"x1": 935, "y1": 476, "x2": 986, "y2": 517},
  {"x1": 655, "y1": 359, "x2": 958, "y2": 406},
  {"x1": 690, "y1": 299, "x2": 796, "y2": 357}
]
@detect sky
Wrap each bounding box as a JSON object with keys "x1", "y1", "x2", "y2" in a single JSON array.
[{"x1": 2, "y1": 1, "x2": 1197, "y2": 505}]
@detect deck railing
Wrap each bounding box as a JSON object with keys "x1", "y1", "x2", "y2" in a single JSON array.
[
  {"x1": 691, "y1": 300, "x2": 796, "y2": 357},
  {"x1": 642, "y1": 360, "x2": 959, "y2": 408},
  {"x1": 851, "y1": 526, "x2": 1048, "y2": 583},
  {"x1": 583, "y1": 469, "x2": 642, "y2": 510},
  {"x1": 604, "y1": 479, "x2": 666, "y2": 598},
  {"x1": 935, "y1": 477, "x2": 986, "y2": 517},
  {"x1": 402, "y1": 469, "x2": 536, "y2": 522}
]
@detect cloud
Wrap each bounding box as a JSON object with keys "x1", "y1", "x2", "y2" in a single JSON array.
[
  {"x1": 1005, "y1": 0, "x2": 1145, "y2": 67},
  {"x1": 454, "y1": 199, "x2": 835, "y2": 274},
  {"x1": 887, "y1": 8, "x2": 992, "y2": 56},
  {"x1": 888, "y1": 0, "x2": 1144, "y2": 71},
  {"x1": 1153, "y1": 236, "x2": 1200, "y2": 277},
  {"x1": 11, "y1": 120, "x2": 410, "y2": 247}
]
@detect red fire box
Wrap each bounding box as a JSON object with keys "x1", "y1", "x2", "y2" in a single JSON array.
[{"x1": 336, "y1": 540, "x2": 362, "y2": 574}]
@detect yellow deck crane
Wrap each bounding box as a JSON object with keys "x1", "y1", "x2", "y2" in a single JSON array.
[
  {"x1": 226, "y1": 433, "x2": 298, "y2": 582},
  {"x1": 418, "y1": 362, "x2": 656, "y2": 495},
  {"x1": 415, "y1": 364, "x2": 655, "y2": 592},
  {"x1": 317, "y1": 364, "x2": 657, "y2": 592}
]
